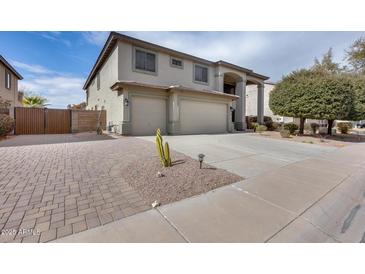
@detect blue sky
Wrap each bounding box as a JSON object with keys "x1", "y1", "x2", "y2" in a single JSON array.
[{"x1": 0, "y1": 31, "x2": 364, "y2": 108}]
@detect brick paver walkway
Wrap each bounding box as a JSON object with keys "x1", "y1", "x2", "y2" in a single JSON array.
[{"x1": 0, "y1": 134, "x2": 153, "y2": 242}]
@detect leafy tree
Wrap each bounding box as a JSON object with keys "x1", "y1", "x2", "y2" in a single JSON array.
[
  {"x1": 22, "y1": 94, "x2": 48, "y2": 108},
  {"x1": 270, "y1": 70, "x2": 355, "y2": 135},
  {"x1": 312, "y1": 48, "x2": 342, "y2": 74},
  {"x1": 346, "y1": 75, "x2": 365, "y2": 121},
  {"x1": 270, "y1": 69, "x2": 316, "y2": 134},
  {"x1": 345, "y1": 37, "x2": 365, "y2": 74}
]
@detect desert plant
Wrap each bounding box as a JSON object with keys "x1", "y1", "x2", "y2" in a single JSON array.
[
  {"x1": 0, "y1": 98, "x2": 11, "y2": 115},
  {"x1": 22, "y1": 94, "x2": 48, "y2": 108},
  {"x1": 270, "y1": 122, "x2": 280, "y2": 131},
  {"x1": 310, "y1": 123, "x2": 319, "y2": 134},
  {"x1": 283, "y1": 123, "x2": 299, "y2": 134},
  {"x1": 246, "y1": 116, "x2": 273, "y2": 129},
  {"x1": 251, "y1": 122, "x2": 258, "y2": 132},
  {"x1": 264, "y1": 120, "x2": 274, "y2": 130},
  {"x1": 337, "y1": 122, "x2": 353, "y2": 134},
  {"x1": 156, "y1": 128, "x2": 171, "y2": 167},
  {"x1": 280, "y1": 129, "x2": 291, "y2": 138},
  {"x1": 256, "y1": 125, "x2": 267, "y2": 134},
  {"x1": 0, "y1": 114, "x2": 15, "y2": 137},
  {"x1": 96, "y1": 125, "x2": 103, "y2": 135}
]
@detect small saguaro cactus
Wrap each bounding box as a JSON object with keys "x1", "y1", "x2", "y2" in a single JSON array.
[{"x1": 156, "y1": 128, "x2": 172, "y2": 167}]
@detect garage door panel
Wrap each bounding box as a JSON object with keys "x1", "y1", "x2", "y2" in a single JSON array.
[
  {"x1": 180, "y1": 100, "x2": 227, "y2": 134},
  {"x1": 131, "y1": 96, "x2": 166, "y2": 136}
]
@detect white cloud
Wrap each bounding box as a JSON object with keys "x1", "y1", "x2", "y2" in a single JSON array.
[
  {"x1": 122, "y1": 31, "x2": 269, "y2": 68},
  {"x1": 122, "y1": 31, "x2": 365, "y2": 81},
  {"x1": 82, "y1": 31, "x2": 109, "y2": 46},
  {"x1": 35, "y1": 32, "x2": 72, "y2": 47},
  {"x1": 20, "y1": 76, "x2": 85, "y2": 109},
  {"x1": 14, "y1": 60, "x2": 85, "y2": 109},
  {"x1": 12, "y1": 60, "x2": 55, "y2": 75}
]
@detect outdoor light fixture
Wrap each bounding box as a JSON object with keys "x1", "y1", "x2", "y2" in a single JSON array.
[
  {"x1": 124, "y1": 98, "x2": 129, "y2": 106},
  {"x1": 230, "y1": 106, "x2": 235, "y2": 112},
  {"x1": 198, "y1": 153, "x2": 205, "y2": 169}
]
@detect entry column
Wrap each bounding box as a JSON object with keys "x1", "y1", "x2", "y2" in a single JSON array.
[
  {"x1": 234, "y1": 79, "x2": 247, "y2": 131},
  {"x1": 257, "y1": 83, "x2": 264, "y2": 124}
]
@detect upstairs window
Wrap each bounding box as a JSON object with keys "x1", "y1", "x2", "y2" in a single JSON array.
[
  {"x1": 170, "y1": 57, "x2": 183, "y2": 69},
  {"x1": 5, "y1": 70, "x2": 11, "y2": 90},
  {"x1": 194, "y1": 64, "x2": 208, "y2": 84},
  {"x1": 134, "y1": 48, "x2": 157, "y2": 74}
]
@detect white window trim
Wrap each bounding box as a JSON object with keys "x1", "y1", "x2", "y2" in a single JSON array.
[
  {"x1": 193, "y1": 63, "x2": 209, "y2": 85},
  {"x1": 170, "y1": 56, "x2": 184, "y2": 69},
  {"x1": 5, "y1": 70, "x2": 11, "y2": 90},
  {"x1": 132, "y1": 46, "x2": 158, "y2": 76}
]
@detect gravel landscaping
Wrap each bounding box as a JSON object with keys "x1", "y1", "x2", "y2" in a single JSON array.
[
  {"x1": 121, "y1": 150, "x2": 243, "y2": 205},
  {"x1": 251, "y1": 131, "x2": 365, "y2": 147}
]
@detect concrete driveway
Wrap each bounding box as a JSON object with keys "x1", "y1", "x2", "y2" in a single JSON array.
[
  {"x1": 58, "y1": 133, "x2": 365, "y2": 243},
  {"x1": 140, "y1": 133, "x2": 336, "y2": 179}
]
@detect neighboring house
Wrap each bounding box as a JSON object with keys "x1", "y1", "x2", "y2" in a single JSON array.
[
  {"x1": 246, "y1": 82, "x2": 282, "y2": 121},
  {"x1": 250, "y1": 82, "x2": 319, "y2": 124},
  {"x1": 0, "y1": 55, "x2": 23, "y2": 116},
  {"x1": 84, "y1": 32, "x2": 270, "y2": 135}
]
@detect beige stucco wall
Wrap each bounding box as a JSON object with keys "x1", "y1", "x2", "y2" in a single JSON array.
[
  {"x1": 86, "y1": 44, "x2": 123, "y2": 127},
  {"x1": 117, "y1": 41, "x2": 217, "y2": 91},
  {"x1": 246, "y1": 83, "x2": 275, "y2": 118},
  {"x1": 245, "y1": 83, "x2": 296, "y2": 123},
  {"x1": 114, "y1": 85, "x2": 234, "y2": 135},
  {"x1": 0, "y1": 62, "x2": 21, "y2": 117},
  {"x1": 85, "y1": 39, "x2": 268, "y2": 133}
]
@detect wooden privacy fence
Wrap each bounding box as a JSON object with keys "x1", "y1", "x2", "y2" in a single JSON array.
[
  {"x1": 14, "y1": 107, "x2": 106, "y2": 135},
  {"x1": 71, "y1": 110, "x2": 106, "y2": 133}
]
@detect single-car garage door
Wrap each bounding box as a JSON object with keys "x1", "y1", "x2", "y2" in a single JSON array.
[
  {"x1": 180, "y1": 99, "x2": 227, "y2": 134},
  {"x1": 131, "y1": 96, "x2": 167, "y2": 135}
]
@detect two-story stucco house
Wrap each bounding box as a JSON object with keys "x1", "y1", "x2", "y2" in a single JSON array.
[
  {"x1": 84, "y1": 32, "x2": 271, "y2": 135},
  {"x1": 0, "y1": 55, "x2": 23, "y2": 116}
]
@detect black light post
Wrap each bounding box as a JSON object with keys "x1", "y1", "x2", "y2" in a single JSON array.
[{"x1": 198, "y1": 153, "x2": 205, "y2": 169}]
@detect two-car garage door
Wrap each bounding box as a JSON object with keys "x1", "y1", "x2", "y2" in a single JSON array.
[
  {"x1": 180, "y1": 99, "x2": 228, "y2": 134},
  {"x1": 130, "y1": 95, "x2": 228, "y2": 135}
]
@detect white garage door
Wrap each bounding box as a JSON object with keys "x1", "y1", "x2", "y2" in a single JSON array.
[
  {"x1": 180, "y1": 99, "x2": 227, "y2": 134},
  {"x1": 131, "y1": 96, "x2": 167, "y2": 135}
]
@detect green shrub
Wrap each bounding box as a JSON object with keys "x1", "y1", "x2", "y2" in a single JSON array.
[
  {"x1": 280, "y1": 129, "x2": 291, "y2": 138},
  {"x1": 264, "y1": 120, "x2": 273, "y2": 130},
  {"x1": 337, "y1": 122, "x2": 353, "y2": 134},
  {"x1": 0, "y1": 114, "x2": 15, "y2": 137},
  {"x1": 283, "y1": 123, "x2": 299, "y2": 134},
  {"x1": 256, "y1": 125, "x2": 267, "y2": 133},
  {"x1": 251, "y1": 122, "x2": 258, "y2": 132},
  {"x1": 271, "y1": 122, "x2": 280, "y2": 131},
  {"x1": 246, "y1": 116, "x2": 273, "y2": 129},
  {"x1": 310, "y1": 123, "x2": 319, "y2": 134}
]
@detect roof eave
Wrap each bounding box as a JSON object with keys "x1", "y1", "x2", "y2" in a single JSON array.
[
  {"x1": 111, "y1": 81, "x2": 238, "y2": 100},
  {"x1": 83, "y1": 32, "x2": 118, "y2": 90},
  {"x1": 0, "y1": 55, "x2": 23, "y2": 80}
]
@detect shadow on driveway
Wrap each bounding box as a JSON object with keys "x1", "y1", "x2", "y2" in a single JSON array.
[{"x1": 0, "y1": 132, "x2": 117, "y2": 147}]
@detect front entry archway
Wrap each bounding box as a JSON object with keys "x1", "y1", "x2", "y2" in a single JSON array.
[{"x1": 223, "y1": 72, "x2": 245, "y2": 130}]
